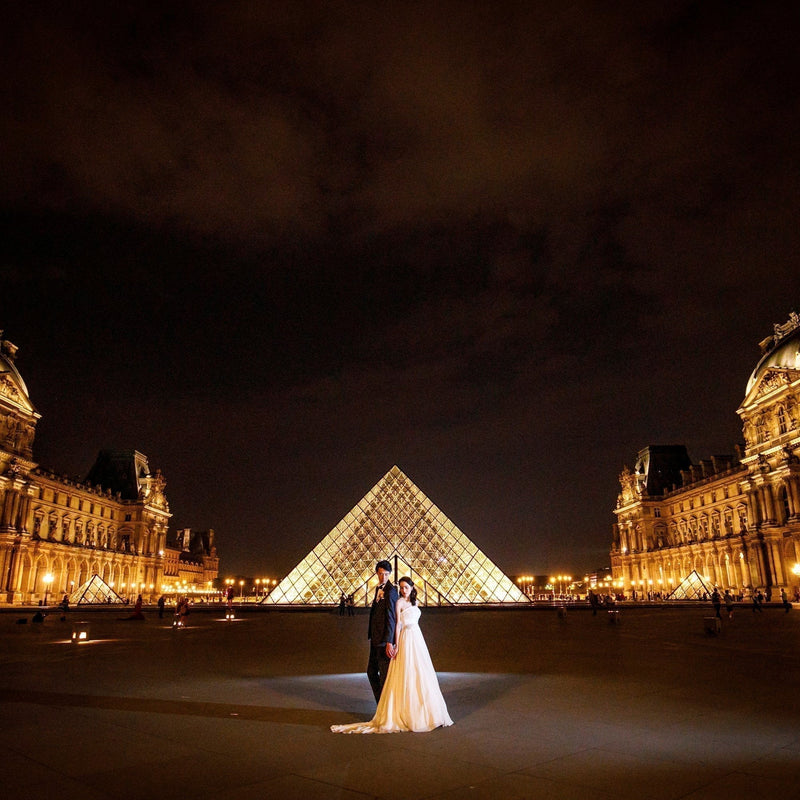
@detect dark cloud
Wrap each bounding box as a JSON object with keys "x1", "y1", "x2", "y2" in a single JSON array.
[{"x1": 2, "y1": 1, "x2": 800, "y2": 576}]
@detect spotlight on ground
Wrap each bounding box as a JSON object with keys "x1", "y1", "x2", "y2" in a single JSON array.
[{"x1": 71, "y1": 622, "x2": 90, "y2": 643}]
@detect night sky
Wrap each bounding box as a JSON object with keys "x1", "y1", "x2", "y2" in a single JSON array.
[{"x1": 2, "y1": 2, "x2": 799, "y2": 579}]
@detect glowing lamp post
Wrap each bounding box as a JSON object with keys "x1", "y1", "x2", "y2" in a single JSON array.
[
  {"x1": 42, "y1": 573, "x2": 54, "y2": 606},
  {"x1": 239, "y1": 580, "x2": 244, "y2": 600}
]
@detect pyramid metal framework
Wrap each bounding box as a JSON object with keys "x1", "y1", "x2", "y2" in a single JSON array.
[
  {"x1": 264, "y1": 466, "x2": 529, "y2": 606},
  {"x1": 665, "y1": 569, "x2": 714, "y2": 600},
  {"x1": 69, "y1": 574, "x2": 125, "y2": 605}
]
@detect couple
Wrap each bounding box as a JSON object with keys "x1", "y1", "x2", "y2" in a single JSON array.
[{"x1": 331, "y1": 560, "x2": 453, "y2": 734}]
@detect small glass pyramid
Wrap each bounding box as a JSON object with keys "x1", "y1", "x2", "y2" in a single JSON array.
[
  {"x1": 69, "y1": 574, "x2": 125, "y2": 605},
  {"x1": 665, "y1": 569, "x2": 714, "y2": 600},
  {"x1": 264, "y1": 466, "x2": 529, "y2": 605}
]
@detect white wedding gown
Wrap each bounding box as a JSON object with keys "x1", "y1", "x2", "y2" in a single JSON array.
[{"x1": 331, "y1": 603, "x2": 453, "y2": 733}]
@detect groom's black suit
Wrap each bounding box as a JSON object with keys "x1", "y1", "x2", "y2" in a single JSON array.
[{"x1": 367, "y1": 579, "x2": 398, "y2": 703}]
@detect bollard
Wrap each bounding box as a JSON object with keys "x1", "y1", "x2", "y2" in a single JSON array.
[
  {"x1": 703, "y1": 616, "x2": 721, "y2": 636},
  {"x1": 607, "y1": 610, "x2": 620, "y2": 624},
  {"x1": 557, "y1": 605, "x2": 567, "y2": 619}
]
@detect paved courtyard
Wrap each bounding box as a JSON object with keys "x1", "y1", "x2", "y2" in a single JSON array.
[{"x1": 1, "y1": 602, "x2": 799, "y2": 800}]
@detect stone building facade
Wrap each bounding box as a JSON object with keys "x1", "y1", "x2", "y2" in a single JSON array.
[
  {"x1": 0, "y1": 332, "x2": 218, "y2": 605},
  {"x1": 612, "y1": 313, "x2": 800, "y2": 598}
]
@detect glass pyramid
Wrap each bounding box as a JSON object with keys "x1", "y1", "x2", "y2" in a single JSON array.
[
  {"x1": 70, "y1": 574, "x2": 125, "y2": 605},
  {"x1": 264, "y1": 465, "x2": 529, "y2": 606},
  {"x1": 665, "y1": 569, "x2": 714, "y2": 600}
]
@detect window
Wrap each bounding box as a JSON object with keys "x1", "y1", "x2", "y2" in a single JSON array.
[
  {"x1": 778, "y1": 485, "x2": 790, "y2": 523},
  {"x1": 777, "y1": 406, "x2": 788, "y2": 435}
]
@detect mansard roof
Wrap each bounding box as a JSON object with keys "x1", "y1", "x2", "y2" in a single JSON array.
[{"x1": 85, "y1": 450, "x2": 151, "y2": 500}]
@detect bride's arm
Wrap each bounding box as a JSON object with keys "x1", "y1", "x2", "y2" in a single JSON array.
[{"x1": 390, "y1": 599, "x2": 404, "y2": 657}]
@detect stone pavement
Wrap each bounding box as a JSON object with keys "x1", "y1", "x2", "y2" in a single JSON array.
[{"x1": 1, "y1": 602, "x2": 799, "y2": 800}]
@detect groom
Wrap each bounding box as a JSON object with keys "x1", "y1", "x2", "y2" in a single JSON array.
[{"x1": 367, "y1": 559, "x2": 398, "y2": 703}]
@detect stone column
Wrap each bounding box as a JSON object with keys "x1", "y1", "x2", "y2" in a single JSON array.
[
  {"x1": 787, "y1": 476, "x2": 800, "y2": 517},
  {"x1": 16, "y1": 492, "x2": 32, "y2": 533},
  {"x1": 1, "y1": 488, "x2": 18, "y2": 527},
  {"x1": 761, "y1": 484, "x2": 776, "y2": 524},
  {"x1": 746, "y1": 487, "x2": 762, "y2": 527}
]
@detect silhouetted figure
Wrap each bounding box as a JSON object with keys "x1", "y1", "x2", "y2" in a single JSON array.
[
  {"x1": 723, "y1": 589, "x2": 734, "y2": 619},
  {"x1": 157, "y1": 595, "x2": 166, "y2": 618},
  {"x1": 711, "y1": 589, "x2": 722, "y2": 619}
]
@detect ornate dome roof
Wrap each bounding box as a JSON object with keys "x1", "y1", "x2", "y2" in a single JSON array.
[
  {"x1": 0, "y1": 335, "x2": 36, "y2": 415},
  {"x1": 746, "y1": 312, "x2": 800, "y2": 395}
]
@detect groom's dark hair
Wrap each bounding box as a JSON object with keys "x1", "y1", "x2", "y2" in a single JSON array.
[{"x1": 375, "y1": 560, "x2": 392, "y2": 572}]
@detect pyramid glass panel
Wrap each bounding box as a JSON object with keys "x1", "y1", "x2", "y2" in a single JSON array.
[{"x1": 265, "y1": 466, "x2": 529, "y2": 606}]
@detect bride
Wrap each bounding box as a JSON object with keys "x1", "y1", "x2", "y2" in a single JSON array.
[{"x1": 331, "y1": 576, "x2": 453, "y2": 734}]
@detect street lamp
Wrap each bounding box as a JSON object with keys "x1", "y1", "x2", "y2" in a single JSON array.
[
  {"x1": 43, "y1": 573, "x2": 53, "y2": 606},
  {"x1": 239, "y1": 580, "x2": 244, "y2": 600}
]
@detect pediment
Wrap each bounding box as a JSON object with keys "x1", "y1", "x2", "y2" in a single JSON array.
[
  {"x1": 0, "y1": 370, "x2": 37, "y2": 416},
  {"x1": 741, "y1": 367, "x2": 800, "y2": 409}
]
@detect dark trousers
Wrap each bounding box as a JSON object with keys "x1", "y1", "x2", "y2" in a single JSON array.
[{"x1": 367, "y1": 643, "x2": 390, "y2": 703}]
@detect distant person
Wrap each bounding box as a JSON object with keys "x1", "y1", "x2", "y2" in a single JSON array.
[
  {"x1": 723, "y1": 589, "x2": 734, "y2": 619},
  {"x1": 588, "y1": 589, "x2": 600, "y2": 616},
  {"x1": 752, "y1": 590, "x2": 763, "y2": 613},
  {"x1": 59, "y1": 593, "x2": 69, "y2": 621},
  {"x1": 176, "y1": 597, "x2": 190, "y2": 627},
  {"x1": 157, "y1": 595, "x2": 166, "y2": 618},
  {"x1": 130, "y1": 593, "x2": 145, "y2": 620},
  {"x1": 781, "y1": 587, "x2": 792, "y2": 613},
  {"x1": 338, "y1": 593, "x2": 346, "y2": 616},
  {"x1": 347, "y1": 594, "x2": 355, "y2": 617},
  {"x1": 711, "y1": 589, "x2": 722, "y2": 619}
]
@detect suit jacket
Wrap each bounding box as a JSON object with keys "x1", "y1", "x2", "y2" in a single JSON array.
[{"x1": 368, "y1": 580, "x2": 398, "y2": 646}]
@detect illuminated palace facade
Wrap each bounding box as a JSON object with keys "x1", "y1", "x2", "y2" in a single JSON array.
[
  {"x1": 611, "y1": 313, "x2": 800, "y2": 598},
  {"x1": 0, "y1": 332, "x2": 219, "y2": 605}
]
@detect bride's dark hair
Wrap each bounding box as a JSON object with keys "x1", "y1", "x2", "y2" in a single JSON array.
[{"x1": 399, "y1": 576, "x2": 417, "y2": 605}]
